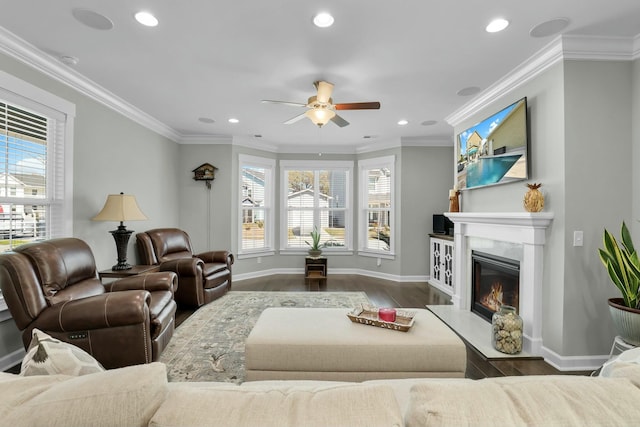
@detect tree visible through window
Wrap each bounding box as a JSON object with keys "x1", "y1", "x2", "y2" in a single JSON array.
[{"x1": 280, "y1": 160, "x2": 352, "y2": 251}]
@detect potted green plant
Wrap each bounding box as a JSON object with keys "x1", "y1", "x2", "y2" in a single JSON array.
[
  {"x1": 598, "y1": 221, "x2": 640, "y2": 345},
  {"x1": 305, "y1": 226, "x2": 324, "y2": 257}
]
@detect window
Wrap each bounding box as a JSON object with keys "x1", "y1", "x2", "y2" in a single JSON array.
[
  {"x1": 0, "y1": 71, "x2": 74, "y2": 311},
  {"x1": 280, "y1": 160, "x2": 353, "y2": 252},
  {"x1": 359, "y1": 156, "x2": 395, "y2": 256},
  {"x1": 239, "y1": 154, "x2": 275, "y2": 256}
]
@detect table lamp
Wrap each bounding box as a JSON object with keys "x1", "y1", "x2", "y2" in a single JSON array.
[{"x1": 92, "y1": 192, "x2": 148, "y2": 270}]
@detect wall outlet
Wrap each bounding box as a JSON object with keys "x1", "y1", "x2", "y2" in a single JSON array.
[
  {"x1": 257, "y1": 257, "x2": 262, "y2": 264},
  {"x1": 377, "y1": 258, "x2": 382, "y2": 267},
  {"x1": 573, "y1": 231, "x2": 584, "y2": 247}
]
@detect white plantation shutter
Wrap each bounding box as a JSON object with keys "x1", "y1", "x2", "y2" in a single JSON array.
[
  {"x1": 239, "y1": 155, "x2": 275, "y2": 256},
  {"x1": 280, "y1": 160, "x2": 353, "y2": 251},
  {"x1": 359, "y1": 156, "x2": 395, "y2": 255},
  {"x1": 0, "y1": 71, "x2": 73, "y2": 250}
]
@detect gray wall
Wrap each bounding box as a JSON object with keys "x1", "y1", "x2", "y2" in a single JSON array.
[
  {"x1": 178, "y1": 143, "x2": 454, "y2": 279},
  {"x1": 0, "y1": 52, "x2": 180, "y2": 367},
  {"x1": 454, "y1": 59, "x2": 634, "y2": 358}
]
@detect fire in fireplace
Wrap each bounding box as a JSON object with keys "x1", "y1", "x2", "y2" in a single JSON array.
[{"x1": 471, "y1": 251, "x2": 520, "y2": 322}]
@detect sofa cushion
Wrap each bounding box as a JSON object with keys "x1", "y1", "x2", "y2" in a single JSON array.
[
  {"x1": 20, "y1": 328, "x2": 105, "y2": 376},
  {"x1": 405, "y1": 375, "x2": 640, "y2": 427},
  {"x1": 1, "y1": 362, "x2": 168, "y2": 427},
  {"x1": 150, "y1": 382, "x2": 403, "y2": 427}
]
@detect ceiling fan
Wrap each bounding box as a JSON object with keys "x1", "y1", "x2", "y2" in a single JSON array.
[{"x1": 261, "y1": 81, "x2": 381, "y2": 128}]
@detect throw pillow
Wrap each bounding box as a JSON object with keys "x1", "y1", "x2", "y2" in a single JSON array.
[{"x1": 20, "y1": 329, "x2": 104, "y2": 376}]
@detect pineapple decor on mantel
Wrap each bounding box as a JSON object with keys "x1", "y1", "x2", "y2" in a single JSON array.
[{"x1": 523, "y1": 183, "x2": 544, "y2": 212}]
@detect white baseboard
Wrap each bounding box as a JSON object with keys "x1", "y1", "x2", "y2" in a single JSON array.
[
  {"x1": 0, "y1": 348, "x2": 25, "y2": 372},
  {"x1": 233, "y1": 268, "x2": 428, "y2": 283},
  {"x1": 541, "y1": 345, "x2": 608, "y2": 372}
]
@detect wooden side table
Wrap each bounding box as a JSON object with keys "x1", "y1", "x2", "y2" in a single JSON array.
[
  {"x1": 98, "y1": 265, "x2": 159, "y2": 281},
  {"x1": 305, "y1": 256, "x2": 327, "y2": 287}
]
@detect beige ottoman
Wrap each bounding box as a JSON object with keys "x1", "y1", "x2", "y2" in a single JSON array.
[{"x1": 245, "y1": 307, "x2": 466, "y2": 381}]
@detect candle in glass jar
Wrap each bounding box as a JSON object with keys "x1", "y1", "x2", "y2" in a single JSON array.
[{"x1": 378, "y1": 307, "x2": 397, "y2": 322}]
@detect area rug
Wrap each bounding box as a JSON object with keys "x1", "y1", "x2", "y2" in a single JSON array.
[{"x1": 160, "y1": 291, "x2": 370, "y2": 383}]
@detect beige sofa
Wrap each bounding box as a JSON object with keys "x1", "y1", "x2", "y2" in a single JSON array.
[{"x1": 3, "y1": 361, "x2": 640, "y2": 427}]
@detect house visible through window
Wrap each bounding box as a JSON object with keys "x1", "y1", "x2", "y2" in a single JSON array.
[
  {"x1": 0, "y1": 72, "x2": 74, "y2": 314},
  {"x1": 239, "y1": 155, "x2": 275, "y2": 256},
  {"x1": 359, "y1": 156, "x2": 395, "y2": 255},
  {"x1": 280, "y1": 160, "x2": 353, "y2": 252},
  {"x1": 0, "y1": 102, "x2": 49, "y2": 250}
]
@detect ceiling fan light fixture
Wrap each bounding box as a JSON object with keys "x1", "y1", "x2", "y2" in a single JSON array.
[
  {"x1": 305, "y1": 108, "x2": 335, "y2": 126},
  {"x1": 313, "y1": 12, "x2": 335, "y2": 28}
]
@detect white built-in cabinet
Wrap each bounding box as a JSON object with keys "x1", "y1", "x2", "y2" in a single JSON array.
[{"x1": 429, "y1": 234, "x2": 454, "y2": 296}]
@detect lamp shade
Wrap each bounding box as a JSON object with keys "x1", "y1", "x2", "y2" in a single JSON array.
[
  {"x1": 305, "y1": 108, "x2": 335, "y2": 127},
  {"x1": 92, "y1": 193, "x2": 148, "y2": 222}
]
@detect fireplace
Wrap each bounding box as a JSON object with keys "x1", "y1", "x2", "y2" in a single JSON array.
[{"x1": 471, "y1": 251, "x2": 520, "y2": 322}]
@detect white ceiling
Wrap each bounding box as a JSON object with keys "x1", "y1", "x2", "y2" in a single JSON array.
[{"x1": 1, "y1": 1, "x2": 639, "y2": 152}]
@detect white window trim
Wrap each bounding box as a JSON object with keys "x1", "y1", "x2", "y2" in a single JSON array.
[
  {"x1": 358, "y1": 155, "x2": 396, "y2": 257},
  {"x1": 238, "y1": 154, "x2": 275, "y2": 258},
  {"x1": 0, "y1": 71, "x2": 74, "y2": 315},
  {"x1": 279, "y1": 159, "x2": 354, "y2": 253}
]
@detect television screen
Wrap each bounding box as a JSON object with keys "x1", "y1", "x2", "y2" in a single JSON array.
[{"x1": 455, "y1": 97, "x2": 529, "y2": 190}]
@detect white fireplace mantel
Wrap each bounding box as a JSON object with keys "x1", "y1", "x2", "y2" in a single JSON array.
[{"x1": 444, "y1": 212, "x2": 554, "y2": 355}]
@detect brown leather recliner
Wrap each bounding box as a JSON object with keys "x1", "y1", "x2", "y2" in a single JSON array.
[
  {"x1": 0, "y1": 238, "x2": 178, "y2": 369},
  {"x1": 136, "y1": 228, "x2": 234, "y2": 307}
]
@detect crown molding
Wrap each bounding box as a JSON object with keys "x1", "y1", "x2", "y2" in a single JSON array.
[
  {"x1": 0, "y1": 26, "x2": 181, "y2": 142},
  {"x1": 562, "y1": 34, "x2": 636, "y2": 60},
  {"x1": 445, "y1": 34, "x2": 638, "y2": 127},
  {"x1": 400, "y1": 135, "x2": 454, "y2": 147},
  {"x1": 179, "y1": 134, "x2": 233, "y2": 145},
  {"x1": 445, "y1": 36, "x2": 564, "y2": 127}
]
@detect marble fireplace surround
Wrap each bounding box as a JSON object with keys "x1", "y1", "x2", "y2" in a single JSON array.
[{"x1": 444, "y1": 212, "x2": 554, "y2": 356}]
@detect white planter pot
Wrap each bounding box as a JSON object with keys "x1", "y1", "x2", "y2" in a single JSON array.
[{"x1": 608, "y1": 298, "x2": 640, "y2": 346}]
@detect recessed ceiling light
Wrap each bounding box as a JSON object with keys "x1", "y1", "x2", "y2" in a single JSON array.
[
  {"x1": 421, "y1": 120, "x2": 437, "y2": 126},
  {"x1": 486, "y1": 18, "x2": 509, "y2": 33},
  {"x1": 228, "y1": 118, "x2": 239, "y2": 124},
  {"x1": 397, "y1": 119, "x2": 409, "y2": 126},
  {"x1": 313, "y1": 12, "x2": 334, "y2": 28},
  {"x1": 530, "y1": 17, "x2": 570, "y2": 38},
  {"x1": 135, "y1": 11, "x2": 159, "y2": 27},
  {"x1": 198, "y1": 117, "x2": 215, "y2": 124},
  {"x1": 72, "y1": 8, "x2": 114, "y2": 30},
  {"x1": 457, "y1": 86, "x2": 481, "y2": 96}
]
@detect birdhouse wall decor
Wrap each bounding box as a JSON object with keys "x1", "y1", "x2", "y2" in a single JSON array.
[{"x1": 192, "y1": 163, "x2": 218, "y2": 189}]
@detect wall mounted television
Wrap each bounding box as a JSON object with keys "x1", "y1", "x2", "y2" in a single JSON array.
[{"x1": 455, "y1": 97, "x2": 529, "y2": 190}]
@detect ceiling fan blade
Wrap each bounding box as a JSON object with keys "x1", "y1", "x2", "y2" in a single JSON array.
[
  {"x1": 315, "y1": 81, "x2": 334, "y2": 104},
  {"x1": 283, "y1": 112, "x2": 307, "y2": 125},
  {"x1": 335, "y1": 102, "x2": 381, "y2": 110},
  {"x1": 261, "y1": 100, "x2": 307, "y2": 107},
  {"x1": 331, "y1": 114, "x2": 349, "y2": 127}
]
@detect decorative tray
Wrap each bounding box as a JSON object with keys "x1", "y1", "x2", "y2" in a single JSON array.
[{"x1": 347, "y1": 304, "x2": 416, "y2": 332}]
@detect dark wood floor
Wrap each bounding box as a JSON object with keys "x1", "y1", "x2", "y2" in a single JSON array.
[{"x1": 176, "y1": 274, "x2": 591, "y2": 379}]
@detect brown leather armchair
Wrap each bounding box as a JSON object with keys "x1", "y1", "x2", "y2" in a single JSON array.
[
  {"x1": 136, "y1": 228, "x2": 234, "y2": 307},
  {"x1": 0, "y1": 238, "x2": 178, "y2": 369}
]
